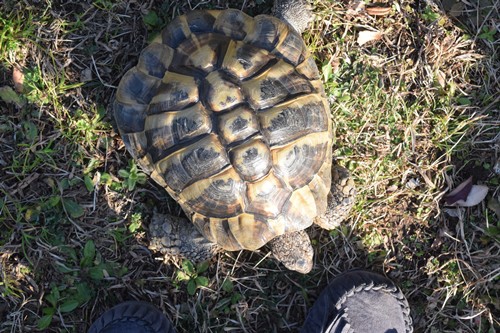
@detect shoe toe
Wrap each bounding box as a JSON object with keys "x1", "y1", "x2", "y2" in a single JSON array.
[{"x1": 88, "y1": 301, "x2": 175, "y2": 333}]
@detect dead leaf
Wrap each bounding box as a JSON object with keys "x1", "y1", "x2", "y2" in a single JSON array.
[
  {"x1": 442, "y1": 0, "x2": 464, "y2": 17},
  {"x1": 493, "y1": 157, "x2": 500, "y2": 175},
  {"x1": 445, "y1": 177, "x2": 488, "y2": 207},
  {"x1": 81, "y1": 68, "x2": 93, "y2": 82},
  {"x1": 458, "y1": 185, "x2": 488, "y2": 206},
  {"x1": 487, "y1": 197, "x2": 500, "y2": 219},
  {"x1": 443, "y1": 207, "x2": 462, "y2": 218},
  {"x1": 449, "y1": 2, "x2": 464, "y2": 17},
  {"x1": 436, "y1": 70, "x2": 446, "y2": 88},
  {"x1": 446, "y1": 177, "x2": 473, "y2": 204},
  {"x1": 366, "y1": 6, "x2": 392, "y2": 16},
  {"x1": 406, "y1": 178, "x2": 420, "y2": 190},
  {"x1": 0, "y1": 86, "x2": 26, "y2": 108},
  {"x1": 12, "y1": 66, "x2": 24, "y2": 93},
  {"x1": 357, "y1": 30, "x2": 382, "y2": 46},
  {"x1": 347, "y1": 0, "x2": 365, "y2": 15}
]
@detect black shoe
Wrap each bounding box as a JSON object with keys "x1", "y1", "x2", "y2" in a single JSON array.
[
  {"x1": 301, "y1": 269, "x2": 413, "y2": 333},
  {"x1": 88, "y1": 301, "x2": 175, "y2": 333}
]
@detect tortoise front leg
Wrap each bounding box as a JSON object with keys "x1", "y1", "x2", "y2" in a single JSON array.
[
  {"x1": 315, "y1": 165, "x2": 356, "y2": 230},
  {"x1": 148, "y1": 212, "x2": 220, "y2": 262},
  {"x1": 272, "y1": 0, "x2": 313, "y2": 34}
]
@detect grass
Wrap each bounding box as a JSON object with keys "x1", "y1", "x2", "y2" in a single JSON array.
[{"x1": 0, "y1": 0, "x2": 498, "y2": 332}]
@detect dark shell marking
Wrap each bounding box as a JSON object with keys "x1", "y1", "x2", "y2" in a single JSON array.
[{"x1": 114, "y1": 10, "x2": 332, "y2": 251}]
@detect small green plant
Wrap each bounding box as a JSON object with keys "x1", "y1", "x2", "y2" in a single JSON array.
[
  {"x1": 118, "y1": 161, "x2": 147, "y2": 191},
  {"x1": 321, "y1": 61, "x2": 334, "y2": 83},
  {"x1": 175, "y1": 260, "x2": 210, "y2": 296},
  {"x1": 0, "y1": 86, "x2": 26, "y2": 107},
  {"x1": 128, "y1": 212, "x2": 143, "y2": 233},
  {"x1": 38, "y1": 282, "x2": 93, "y2": 330},
  {"x1": 67, "y1": 106, "x2": 108, "y2": 147},
  {"x1": 143, "y1": 10, "x2": 163, "y2": 30},
  {"x1": 0, "y1": 268, "x2": 23, "y2": 298},
  {"x1": 91, "y1": 0, "x2": 115, "y2": 11},
  {"x1": 0, "y1": 10, "x2": 35, "y2": 63},
  {"x1": 79, "y1": 240, "x2": 128, "y2": 280},
  {"x1": 421, "y1": 6, "x2": 440, "y2": 23},
  {"x1": 37, "y1": 240, "x2": 127, "y2": 329},
  {"x1": 478, "y1": 26, "x2": 496, "y2": 42},
  {"x1": 214, "y1": 278, "x2": 243, "y2": 315},
  {"x1": 98, "y1": 171, "x2": 123, "y2": 191}
]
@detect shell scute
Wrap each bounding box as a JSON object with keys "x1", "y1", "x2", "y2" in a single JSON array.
[
  {"x1": 137, "y1": 43, "x2": 174, "y2": 78},
  {"x1": 222, "y1": 40, "x2": 272, "y2": 80},
  {"x1": 296, "y1": 56, "x2": 321, "y2": 80},
  {"x1": 162, "y1": 15, "x2": 191, "y2": 48},
  {"x1": 273, "y1": 133, "x2": 330, "y2": 189},
  {"x1": 143, "y1": 103, "x2": 212, "y2": 162},
  {"x1": 155, "y1": 134, "x2": 229, "y2": 192},
  {"x1": 243, "y1": 15, "x2": 286, "y2": 52},
  {"x1": 245, "y1": 171, "x2": 292, "y2": 218},
  {"x1": 242, "y1": 61, "x2": 313, "y2": 110},
  {"x1": 181, "y1": 168, "x2": 245, "y2": 218},
  {"x1": 214, "y1": 9, "x2": 253, "y2": 40},
  {"x1": 226, "y1": 214, "x2": 279, "y2": 250},
  {"x1": 185, "y1": 10, "x2": 219, "y2": 33},
  {"x1": 229, "y1": 137, "x2": 272, "y2": 181},
  {"x1": 121, "y1": 132, "x2": 148, "y2": 159},
  {"x1": 282, "y1": 186, "x2": 318, "y2": 231},
  {"x1": 260, "y1": 94, "x2": 329, "y2": 146},
  {"x1": 148, "y1": 72, "x2": 199, "y2": 113},
  {"x1": 116, "y1": 68, "x2": 161, "y2": 105},
  {"x1": 218, "y1": 106, "x2": 259, "y2": 144},
  {"x1": 176, "y1": 33, "x2": 230, "y2": 73},
  {"x1": 272, "y1": 28, "x2": 306, "y2": 65},
  {"x1": 114, "y1": 102, "x2": 147, "y2": 134},
  {"x1": 204, "y1": 71, "x2": 244, "y2": 112}
]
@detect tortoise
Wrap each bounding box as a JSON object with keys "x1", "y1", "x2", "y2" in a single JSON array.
[{"x1": 113, "y1": 0, "x2": 355, "y2": 274}]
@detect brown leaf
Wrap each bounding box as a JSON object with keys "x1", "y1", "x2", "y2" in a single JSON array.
[
  {"x1": 436, "y1": 70, "x2": 446, "y2": 88},
  {"x1": 357, "y1": 30, "x2": 382, "y2": 46},
  {"x1": 366, "y1": 6, "x2": 392, "y2": 16},
  {"x1": 445, "y1": 177, "x2": 489, "y2": 207},
  {"x1": 445, "y1": 177, "x2": 473, "y2": 205},
  {"x1": 347, "y1": 0, "x2": 365, "y2": 15},
  {"x1": 12, "y1": 66, "x2": 24, "y2": 93}
]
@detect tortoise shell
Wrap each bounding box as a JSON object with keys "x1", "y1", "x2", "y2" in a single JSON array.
[{"x1": 114, "y1": 9, "x2": 332, "y2": 251}]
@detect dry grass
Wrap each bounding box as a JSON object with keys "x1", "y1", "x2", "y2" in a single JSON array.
[{"x1": 0, "y1": 0, "x2": 498, "y2": 332}]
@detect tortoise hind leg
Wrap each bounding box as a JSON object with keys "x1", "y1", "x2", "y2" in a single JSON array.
[
  {"x1": 148, "y1": 212, "x2": 220, "y2": 262},
  {"x1": 269, "y1": 230, "x2": 314, "y2": 274},
  {"x1": 270, "y1": 165, "x2": 354, "y2": 274},
  {"x1": 315, "y1": 165, "x2": 356, "y2": 230}
]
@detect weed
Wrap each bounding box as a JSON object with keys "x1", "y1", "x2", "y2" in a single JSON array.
[
  {"x1": 421, "y1": 6, "x2": 441, "y2": 23},
  {"x1": 128, "y1": 212, "x2": 143, "y2": 233},
  {"x1": 37, "y1": 240, "x2": 127, "y2": 329},
  {"x1": 478, "y1": 26, "x2": 497, "y2": 42},
  {"x1": 0, "y1": 11, "x2": 35, "y2": 63},
  {"x1": 213, "y1": 278, "x2": 243, "y2": 316},
  {"x1": 118, "y1": 160, "x2": 147, "y2": 191},
  {"x1": 175, "y1": 260, "x2": 210, "y2": 296},
  {"x1": 91, "y1": 0, "x2": 116, "y2": 11}
]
